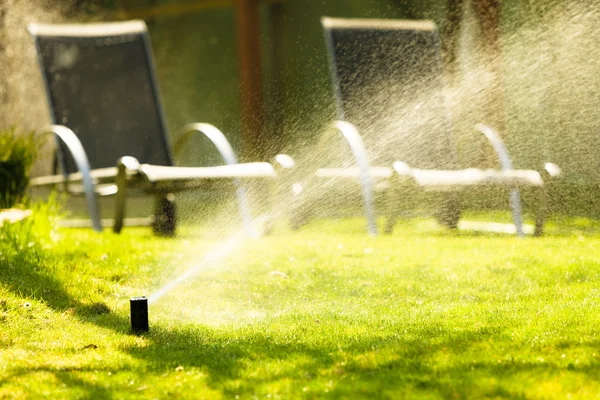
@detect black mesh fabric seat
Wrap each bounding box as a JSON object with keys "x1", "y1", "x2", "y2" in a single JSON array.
[
  {"x1": 28, "y1": 20, "x2": 289, "y2": 236},
  {"x1": 313, "y1": 17, "x2": 560, "y2": 236},
  {"x1": 33, "y1": 21, "x2": 173, "y2": 173},
  {"x1": 324, "y1": 18, "x2": 456, "y2": 169}
]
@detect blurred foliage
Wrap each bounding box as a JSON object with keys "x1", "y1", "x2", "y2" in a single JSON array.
[
  {"x1": 0, "y1": 196, "x2": 60, "y2": 258},
  {"x1": 59, "y1": 0, "x2": 119, "y2": 16},
  {"x1": 0, "y1": 128, "x2": 40, "y2": 209}
]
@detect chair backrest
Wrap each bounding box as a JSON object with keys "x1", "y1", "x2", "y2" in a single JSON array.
[
  {"x1": 322, "y1": 17, "x2": 457, "y2": 169},
  {"x1": 29, "y1": 20, "x2": 173, "y2": 174}
]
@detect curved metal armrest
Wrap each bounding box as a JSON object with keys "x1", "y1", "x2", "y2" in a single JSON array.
[
  {"x1": 475, "y1": 123, "x2": 562, "y2": 237},
  {"x1": 475, "y1": 123, "x2": 514, "y2": 171},
  {"x1": 174, "y1": 122, "x2": 257, "y2": 237},
  {"x1": 544, "y1": 162, "x2": 561, "y2": 179},
  {"x1": 475, "y1": 123, "x2": 525, "y2": 236},
  {"x1": 42, "y1": 125, "x2": 102, "y2": 232},
  {"x1": 331, "y1": 120, "x2": 378, "y2": 236},
  {"x1": 174, "y1": 123, "x2": 240, "y2": 165},
  {"x1": 475, "y1": 123, "x2": 562, "y2": 180}
]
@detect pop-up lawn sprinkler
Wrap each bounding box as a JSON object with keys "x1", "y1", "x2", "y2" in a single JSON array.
[{"x1": 130, "y1": 296, "x2": 149, "y2": 333}]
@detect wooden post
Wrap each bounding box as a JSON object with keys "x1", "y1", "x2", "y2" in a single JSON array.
[
  {"x1": 466, "y1": 0, "x2": 506, "y2": 170},
  {"x1": 234, "y1": 0, "x2": 264, "y2": 161},
  {"x1": 267, "y1": 0, "x2": 286, "y2": 152},
  {"x1": 442, "y1": 0, "x2": 465, "y2": 83},
  {"x1": 472, "y1": 0, "x2": 506, "y2": 139}
]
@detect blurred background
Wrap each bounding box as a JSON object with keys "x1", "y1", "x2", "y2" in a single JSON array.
[{"x1": 2, "y1": 0, "x2": 600, "y2": 216}]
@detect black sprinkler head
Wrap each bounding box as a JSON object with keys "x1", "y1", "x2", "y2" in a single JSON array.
[{"x1": 130, "y1": 296, "x2": 149, "y2": 333}]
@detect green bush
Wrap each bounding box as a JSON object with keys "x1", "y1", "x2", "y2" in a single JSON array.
[
  {"x1": 0, "y1": 127, "x2": 39, "y2": 209},
  {"x1": 0, "y1": 197, "x2": 60, "y2": 256}
]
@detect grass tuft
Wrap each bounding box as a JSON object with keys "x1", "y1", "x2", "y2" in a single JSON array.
[{"x1": 0, "y1": 127, "x2": 40, "y2": 209}]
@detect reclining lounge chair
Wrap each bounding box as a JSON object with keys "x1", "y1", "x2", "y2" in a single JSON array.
[
  {"x1": 301, "y1": 17, "x2": 559, "y2": 236},
  {"x1": 28, "y1": 20, "x2": 291, "y2": 236}
]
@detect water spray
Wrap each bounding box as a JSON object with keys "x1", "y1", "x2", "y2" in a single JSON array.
[
  {"x1": 332, "y1": 120, "x2": 378, "y2": 236},
  {"x1": 177, "y1": 123, "x2": 259, "y2": 238},
  {"x1": 129, "y1": 216, "x2": 273, "y2": 331}
]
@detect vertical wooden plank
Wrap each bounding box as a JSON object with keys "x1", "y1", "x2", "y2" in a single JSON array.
[
  {"x1": 234, "y1": 0, "x2": 264, "y2": 161},
  {"x1": 442, "y1": 0, "x2": 465, "y2": 82},
  {"x1": 267, "y1": 0, "x2": 286, "y2": 152},
  {"x1": 472, "y1": 0, "x2": 506, "y2": 141}
]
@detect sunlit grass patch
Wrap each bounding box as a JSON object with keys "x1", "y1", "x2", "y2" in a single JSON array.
[{"x1": 2, "y1": 211, "x2": 600, "y2": 398}]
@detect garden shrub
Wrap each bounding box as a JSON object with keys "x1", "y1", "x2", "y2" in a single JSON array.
[{"x1": 0, "y1": 127, "x2": 39, "y2": 209}]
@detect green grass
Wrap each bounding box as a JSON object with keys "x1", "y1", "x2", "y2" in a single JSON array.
[{"x1": 2, "y1": 208, "x2": 600, "y2": 399}]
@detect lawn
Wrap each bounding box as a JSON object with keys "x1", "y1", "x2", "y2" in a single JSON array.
[{"x1": 2, "y1": 206, "x2": 600, "y2": 399}]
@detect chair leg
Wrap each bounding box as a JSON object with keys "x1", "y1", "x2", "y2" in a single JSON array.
[
  {"x1": 384, "y1": 214, "x2": 397, "y2": 234},
  {"x1": 384, "y1": 181, "x2": 399, "y2": 234},
  {"x1": 113, "y1": 186, "x2": 126, "y2": 234},
  {"x1": 436, "y1": 192, "x2": 461, "y2": 229},
  {"x1": 534, "y1": 163, "x2": 560, "y2": 237},
  {"x1": 385, "y1": 172, "x2": 422, "y2": 234},
  {"x1": 534, "y1": 186, "x2": 549, "y2": 237},
  {"x1": 152, "y1": 193, "x2": 177, "y2": 237},
  {"x1": 289, "y1": 200, "x2": 312, "y2": 231},
  {"x1": 113, "y1": 156, "x2": 141, "y2": 234},
  {"x1": 113, "y1": 158, "x2": 128, "y2": 234}
]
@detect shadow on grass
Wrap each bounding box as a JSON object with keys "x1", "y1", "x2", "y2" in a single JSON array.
[
  {"x1": 5, "y1": 303, "x2": 600, "y2": 398},
  {"x1": 114, "y1": 321, "x2": 600, "y2": 398},
  {"x1": 4, "y1": 214, "x2": 600, "y2": 397},
  {"x1": 0, "y1": 367, "x2": 116, "y2": 400},
  {"x1": 4, "y1": 247, "x2": 600, "y2": 398},
  {"x1": 0, "y1": 248, "x2": 129, "y2": 397},
  {"x1": 0, "y1": 248, "x2": 130, "y2": 321}
]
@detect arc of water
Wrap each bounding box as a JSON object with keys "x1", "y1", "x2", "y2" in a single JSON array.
[
  {"x1": 148, "y1": 212, "x2": 273, "y2": 305},
  {"x1": 332, "y1": 121, "x2": 378, "y2": 236},
  {"x1": 148, "y1": 227, "x2": 246, "y2": 305},
  {"x1": 475, "y1": 123, "x2": 524, "y2": 237},
  {"x1": 177, "y1": 123, "x2": 257, "y2": 238}
]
